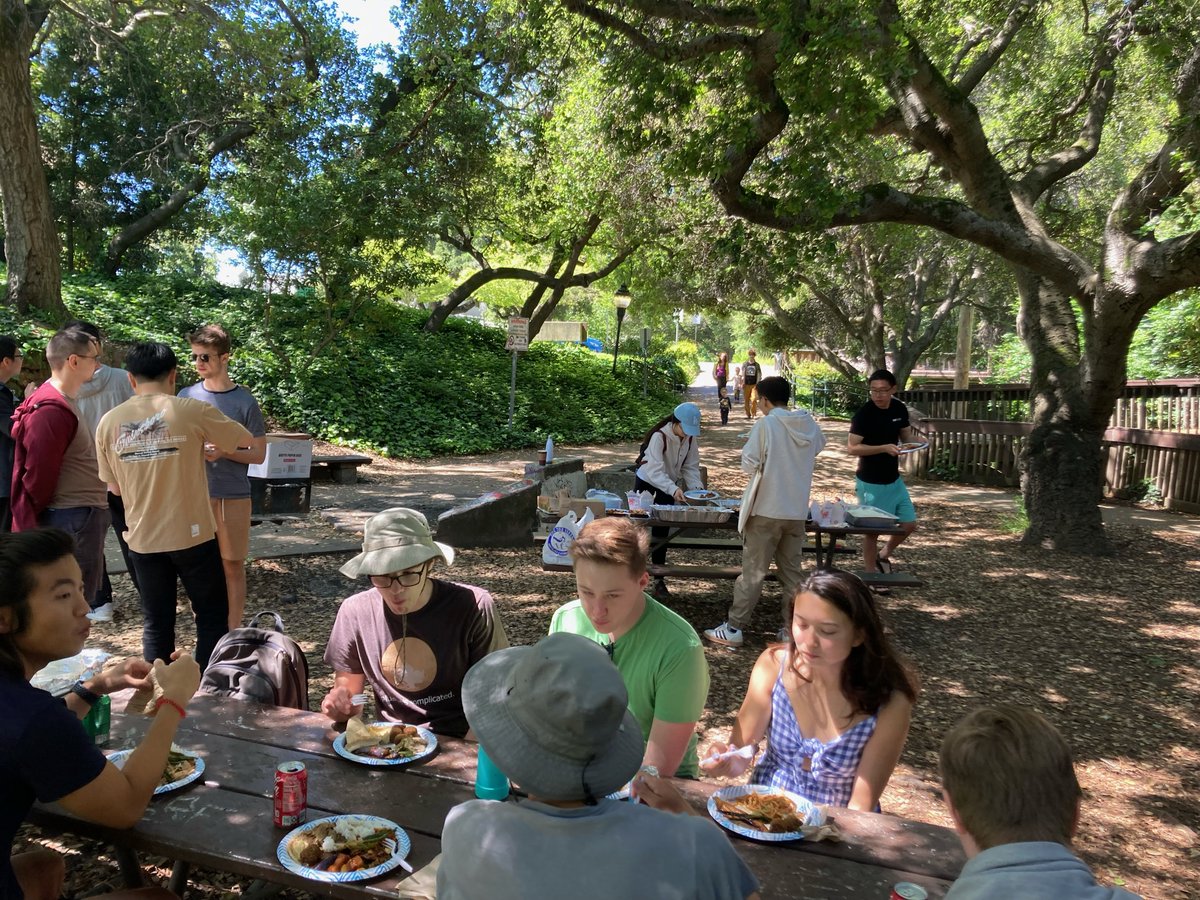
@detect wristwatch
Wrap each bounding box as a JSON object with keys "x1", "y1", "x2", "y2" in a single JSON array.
[{"x1": 69, "y1": 680, "x2": 102, "y2": 705}]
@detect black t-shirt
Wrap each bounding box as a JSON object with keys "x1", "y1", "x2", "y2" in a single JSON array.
[
  {"x1": 743, "y1": 361, "x2": 761, "y2": 384},
  {"x1": 849, "y1": 398, "x2": 910, "y2": 484}
]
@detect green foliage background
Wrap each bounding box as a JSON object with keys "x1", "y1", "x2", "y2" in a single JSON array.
[{"x1": 0, "y1": 271, "x2": 686, "y2": 458}]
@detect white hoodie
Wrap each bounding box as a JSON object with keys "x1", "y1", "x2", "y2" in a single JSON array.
[{"x1": 741, "y1": 406, "x2": 825, "y2": 520}]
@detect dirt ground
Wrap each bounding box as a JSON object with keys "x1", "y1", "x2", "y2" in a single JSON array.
[{"x1": 17, "y1": 407, "x2": 1200, "y2": 899}]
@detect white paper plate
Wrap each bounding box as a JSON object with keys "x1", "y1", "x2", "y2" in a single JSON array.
[
  {"x1": 332, "y1": 724, "x2": 437, "y2": 767},
  {"x1": 897, "y1": 441, "x2": 929, "y2": 454},
  {"x1": 707, "y1": 784, "x2": 817, "y2": 842},
  {"x1": 277, "y1": 814, "x2": 409, "y2": 883},
  {"x1": 106, "y1": 747, "x2": 204, "y2": 795}
]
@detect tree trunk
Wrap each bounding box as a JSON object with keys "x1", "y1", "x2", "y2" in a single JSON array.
[
  {"x1": 0, "y1": 9, "x2": 65, "y2": 317},
  {"x1": 1017, "y1": 273, "x2": 1111, "y2": 554}
]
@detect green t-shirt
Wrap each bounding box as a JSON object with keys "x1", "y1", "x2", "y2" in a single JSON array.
[{"x1": 549, "y1": 595, "x2": 709, "y2": 777}]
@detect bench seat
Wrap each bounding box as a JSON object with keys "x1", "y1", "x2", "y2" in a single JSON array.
[{"x1": 310, "y1": 453, "x2": 373, "y2": 484}]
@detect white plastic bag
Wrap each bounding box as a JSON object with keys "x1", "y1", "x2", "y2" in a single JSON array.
[{"x1": 543, "y1": 510, "x2": 580, "y2": 564}]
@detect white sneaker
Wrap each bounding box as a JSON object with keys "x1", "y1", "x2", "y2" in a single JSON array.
[
  {"x1": 704, "y1": 622, "x2": 743, "y2": 647},
  {"x1": 86, "y1": 603, "x2": 114, "y2": 623}
]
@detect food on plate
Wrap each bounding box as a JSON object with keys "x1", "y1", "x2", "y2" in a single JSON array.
[
  {"x1": 715, "y1": 791, "x2": 802, "y2": 833},
  {"x1": 897, "y1": 441, "x2": 927, "y2": 452},
  {"x1": 344, "y1": 717, "x2": 427, "y2": 760},
  {"x1": 161, "y1": 749, "x2": 197, "y2": 786},
  {"x1": 288, "y1": 819, "x2": 396, "y2": 872}
]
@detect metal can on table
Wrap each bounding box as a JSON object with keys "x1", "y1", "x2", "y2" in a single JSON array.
[
  {"x1": 890, "y1": 883, "x2": 928, "y2": 900},
  {"x1": 273, "y1": 761, "x2": 307, "y2": 827}
]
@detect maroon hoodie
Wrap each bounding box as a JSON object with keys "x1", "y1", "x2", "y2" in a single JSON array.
[{"x1": 10, "y1": 383, "x2": 82, "y2": 530}]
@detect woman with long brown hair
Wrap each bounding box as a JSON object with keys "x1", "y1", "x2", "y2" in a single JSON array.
[{"x1": 700, "y1": 569, "x2": 917, "y2": 810}]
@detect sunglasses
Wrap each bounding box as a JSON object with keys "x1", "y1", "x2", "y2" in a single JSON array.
[{"x1": 190, "y1": 352, "x2": 220, "y2": 364}]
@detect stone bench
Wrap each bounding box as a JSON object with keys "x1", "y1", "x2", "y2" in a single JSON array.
[{"x1": 310, "y1": 454, "x2": 373, "y2": 484}]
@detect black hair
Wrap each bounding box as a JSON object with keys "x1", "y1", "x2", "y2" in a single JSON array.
[
  {"x1": 0, "y1": 335, "x2": 18, "y2": 362},
  {"x1": 63, "y1": 320, "x2": 102, "y2": 341},
  {"x1": 756, "y1": 376, "x2": 790, "y2": 406},
  {"x1": 636, "y1": 413, "x2": 682, "y2": 466},
  {"x1": 0, "y1": 529, "x2": 77, "y2": 679},
  {"x1": 868, "y1": 369, "x2": 897, "y2": 386},
  {"x1": 125, "y1": 342, "x2": 178, "y2": 381}
]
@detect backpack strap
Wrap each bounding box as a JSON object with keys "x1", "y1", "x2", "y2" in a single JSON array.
[{"x1": 248, "y1": 611, "x2": 285, "y2": 633}]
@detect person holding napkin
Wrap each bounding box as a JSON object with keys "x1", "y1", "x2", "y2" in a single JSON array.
[
  {"x1": 1, "y1": 527, "x2": 200, "y2": 899},
  {"x1": 437, "y1": 632, "x2": 760, "y2": 900},
  {"x1": 321, "y1": 508, "x2": 508, "y2": 737}
]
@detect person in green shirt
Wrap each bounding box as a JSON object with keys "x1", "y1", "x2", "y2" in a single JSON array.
[{"x1": 548, "y1": 517, "x2": 709, "y2": 777}]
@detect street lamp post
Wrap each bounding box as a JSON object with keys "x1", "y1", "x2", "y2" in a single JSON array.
[{"x1": 612, "y1": 285, "x2": 632, "y2": 376}]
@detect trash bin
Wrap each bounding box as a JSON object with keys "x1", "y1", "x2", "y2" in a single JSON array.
[{"x1": 250, "y1": 477, "x2": 312, "y2": 516}]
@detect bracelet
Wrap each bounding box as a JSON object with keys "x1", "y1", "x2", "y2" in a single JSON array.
[
  {"x1": 154, "y1": 697, "x2": 187, "y2": 718},
  {"x1": 69, "y1": 680, "x2": 102, "y2": 705}
]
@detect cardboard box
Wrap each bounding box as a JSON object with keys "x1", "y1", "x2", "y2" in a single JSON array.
[
  {"x1": 567, "y1": 498, "x2": 607, "y2": 520},
  {"x1": 248, "y1": 433, "x2": 313, "y2": 479}
]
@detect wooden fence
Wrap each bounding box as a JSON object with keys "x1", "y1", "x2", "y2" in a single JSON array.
[{"x1": 904, "y1": 418, "x2": 1200, "y2": 514}]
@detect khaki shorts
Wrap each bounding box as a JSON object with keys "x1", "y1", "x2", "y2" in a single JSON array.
[{"x1": 210, "y1": 497, "x2": 252, "y2": 561}]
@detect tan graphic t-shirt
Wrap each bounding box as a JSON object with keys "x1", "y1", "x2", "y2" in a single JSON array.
[{"x1": 95, "y1": 394, "x2": 252, "y2": 553}]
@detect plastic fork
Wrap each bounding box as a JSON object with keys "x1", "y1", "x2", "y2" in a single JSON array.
[{"x1": 350, "y1": 693, "x2": 368, "y2": 707}]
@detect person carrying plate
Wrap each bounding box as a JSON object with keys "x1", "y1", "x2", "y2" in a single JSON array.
[
  {"x1": 701, "y1": 569, "x2": 917, "y2": 811},
  {"x1": 321, "y1": 508, "x2": 508, "y2": 738},
  {"x1": 1, "y1": 527, "x2": 200, "y2": 900},
  {"x1": 632, "y1": 401, "x2": 704, "y2": 601},
  {"x1": 848, "y1": 368, "x2": 919, "y2": 579},
  {"x1": 437, "y1": 632, "x2": 760, "y2": 900}
]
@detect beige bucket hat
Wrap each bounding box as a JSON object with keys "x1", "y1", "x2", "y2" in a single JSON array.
[{"x1": 339, "y1": 507, "x2": 454, "y2": 578}]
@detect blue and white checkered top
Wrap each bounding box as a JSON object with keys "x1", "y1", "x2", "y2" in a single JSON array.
[{"x1": 752, "y1": 660, "x2": 877, "y2": 807}]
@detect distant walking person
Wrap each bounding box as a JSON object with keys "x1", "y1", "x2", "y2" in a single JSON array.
[
  {"x1": 741, "y1": 350, "x2": 761, "y2": 418},
  {"x1": 10, "y1": 328, "x2": 111, "y2": 617},
  {"x1": 179, "y1": 325, "x2": 267, "y2": 630},
  {"x1": 0, "y1": 336, "x2": 23, "y2": 532},
  {"x1": 713, "y1": 351, "x2": 729, "y2": 395},
  {"x1": 96, "y1": 342, "x2": 252, "y2": 669},
  {"x1": 847, "y1": 369, "x2": 918, "y2": 579}
]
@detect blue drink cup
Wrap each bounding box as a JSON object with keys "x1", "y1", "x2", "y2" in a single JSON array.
[{"x1": 475, "y1": 744, "x2": 510, "y2": 800}]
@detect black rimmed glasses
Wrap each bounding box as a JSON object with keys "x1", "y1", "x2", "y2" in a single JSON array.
[{"x1": 370, "y1": 565, "x2": 428, "y2": 589}]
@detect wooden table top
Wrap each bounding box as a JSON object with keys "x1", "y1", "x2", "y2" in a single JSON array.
[{"x1": 33, "y1": 695, "x2": 961, "y2": 898}]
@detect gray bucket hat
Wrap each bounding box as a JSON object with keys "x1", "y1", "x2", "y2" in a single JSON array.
[
  {"x1": 462, "y1": 633, "x2": 643, "y2": 802},
  {"x1": 339, "y1": 507, "x2": 454, "y2": 578}
]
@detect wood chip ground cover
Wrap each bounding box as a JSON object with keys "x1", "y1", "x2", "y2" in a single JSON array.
[{"x1": 18, "y1": 424, "x2": 1198, "y2": 899}]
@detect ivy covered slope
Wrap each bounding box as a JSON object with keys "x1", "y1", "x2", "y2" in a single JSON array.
[{"x1": 1, "y1": 272, "x2": 680, "y2": 458}]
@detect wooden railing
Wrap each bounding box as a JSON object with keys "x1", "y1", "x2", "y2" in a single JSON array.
[{"x1": 904, "y1": 418, "x2": 1200, "y2": 514}]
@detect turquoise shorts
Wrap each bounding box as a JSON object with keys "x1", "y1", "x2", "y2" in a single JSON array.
[{"x1": 856, "y1": 477, "x2": 917, "y2": 523}]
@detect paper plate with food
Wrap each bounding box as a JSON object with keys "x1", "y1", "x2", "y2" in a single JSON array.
[
  {"x1": 897, "y1": 441, "x2": 929, "y2": 454},
  {"x1": 106, "y1": 746, "x2": 204, "y2": 795},
  {"x1": 708, "y1": 784, "x2": 820, "y2": 842},
  {"x1": 683, "y1": 489, "x2": 720, "y2": 505},
  {"x1": 333, "y1": 717, "x2": 437, "y2": 767},
  {"x1": 277, "y1": 814, "x2": 410, "y2": 883}
]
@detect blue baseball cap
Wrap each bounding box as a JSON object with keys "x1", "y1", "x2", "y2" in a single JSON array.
[{"x1": 674, "y1": 402, "x2": 702, "y2": 437}]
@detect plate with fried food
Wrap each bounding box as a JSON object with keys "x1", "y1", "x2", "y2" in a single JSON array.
[
  {"x1": 278, "y1": 814, "x2": 409, "y2": 883},
  {"x1": 708, "y1": 784, "x2": 817, "y2": 842},
  {"x1": 333, "y1": 718, "x2": 437, "y2": 767},
  {"x1": 106, "y1": 746, "x2": 204, "y2": 795}
]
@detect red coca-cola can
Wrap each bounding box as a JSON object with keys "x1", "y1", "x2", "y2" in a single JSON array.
[
  {"x1": 274, "y1": 761, "x2": 307, "y2": 827},
  {"x1": 890, "y1": 884, "x2": 928, "y2": 900}
]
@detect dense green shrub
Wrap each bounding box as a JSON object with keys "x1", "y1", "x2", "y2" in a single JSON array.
[{"x1": 2, "y1": 272, "x2": 680, "y2": 458}]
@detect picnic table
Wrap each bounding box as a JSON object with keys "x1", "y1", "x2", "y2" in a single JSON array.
[
  {"x1": 31, "y1": 696, "x2": 959, "y2": 897},
  {"x1": 542, "y1": 510, "x2": 922, "y2": 588}
]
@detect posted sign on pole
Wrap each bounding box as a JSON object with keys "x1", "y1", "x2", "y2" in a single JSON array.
[{"x1": 505, "y1": 317, "x2": 530, "y2": 352}]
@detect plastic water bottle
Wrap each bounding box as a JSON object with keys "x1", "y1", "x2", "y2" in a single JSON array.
[
  {"x1": 82, "y1": 694, "x2": 111, "y2": 747},
  {"x1": 544, "y1": 435, "x2": 554, "y2": 463},
  {"x1": 475, "y1": 744, "x2": 510, "y2": 800}
]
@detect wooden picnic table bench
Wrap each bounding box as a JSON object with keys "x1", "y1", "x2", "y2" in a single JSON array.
[
  {"x1": 31, "y1": 695, "x2": 959, "y2": 898},
  {"x1": 310, "y1": 453, "x2": 373, "y2": 484}
]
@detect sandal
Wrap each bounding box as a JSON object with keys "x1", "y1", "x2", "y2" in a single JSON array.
[
  {"x1": 876, "y1": 557, "x2": 894, "y2": 574},
  {"x1": 870, "y1": 584, "x2": 892, "y2": 596}
]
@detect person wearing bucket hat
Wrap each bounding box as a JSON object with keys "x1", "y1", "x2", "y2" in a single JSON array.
[
  {"x1": 437, "y1": 633, "x2": 760, "y2": 900},
  {"x1": 320, "y1": 507, "x2": 508, "y2": 737},
  {"x1": 549, "y1": 517, "x2": 709, "y2": 779},
  {"x1": 633, "y1": 401, "x2": 704, "y2": 600}
]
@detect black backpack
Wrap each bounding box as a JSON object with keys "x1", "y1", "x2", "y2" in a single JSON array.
[{"x1": 199, "y1": 611, "x2": 310, "y2": 709}]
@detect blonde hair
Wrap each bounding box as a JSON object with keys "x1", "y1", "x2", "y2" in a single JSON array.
[
  {"x1": 940, "y1": 705, "x2": 1081, "y2": 850},
  {"x1": 569, "y1": 517, "x2": 648, "y2": 576}
]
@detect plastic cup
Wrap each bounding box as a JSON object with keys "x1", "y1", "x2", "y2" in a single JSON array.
[{"x1": 475, "y1": 744, "x2": 510, "y2": 800}]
